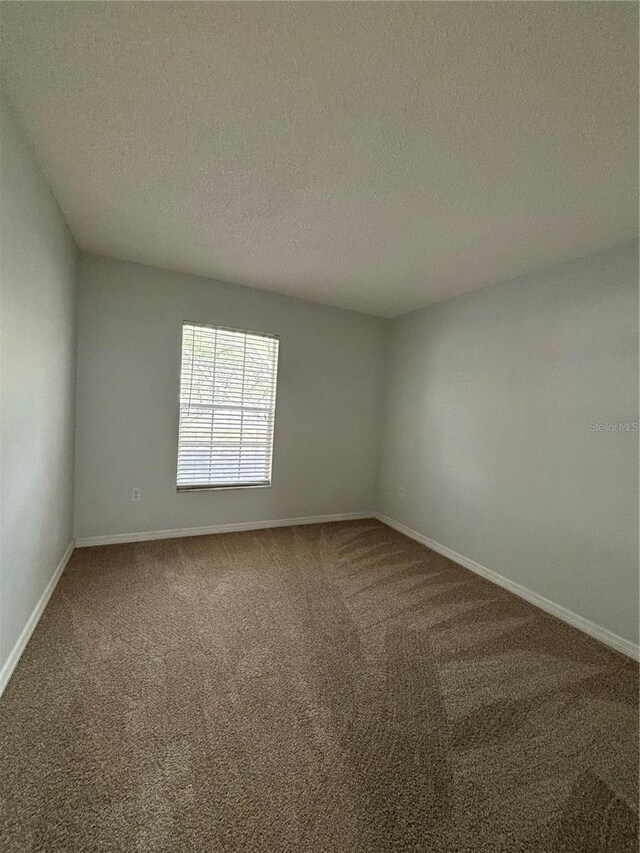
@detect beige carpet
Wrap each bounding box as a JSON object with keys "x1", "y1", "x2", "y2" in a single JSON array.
[{"x1": 1, "y1": 520, "x2": 638, "y2": 852}]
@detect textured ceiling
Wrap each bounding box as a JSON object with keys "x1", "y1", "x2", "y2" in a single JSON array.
[{"x1": 1, "y1": 2, "x2": 637, "y2": 317}]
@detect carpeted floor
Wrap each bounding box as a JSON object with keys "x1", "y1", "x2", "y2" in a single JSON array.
[{"x1": 1, "y1": 520, "x2": 638, "y2": 852}]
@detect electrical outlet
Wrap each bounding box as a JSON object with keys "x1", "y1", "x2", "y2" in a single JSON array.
[
  {"x1": 132, "y1": 488, "x2": 142, "y2": 502},
  {"x1": 398, "y1": 485, "x2": 405, "y2": 499}
]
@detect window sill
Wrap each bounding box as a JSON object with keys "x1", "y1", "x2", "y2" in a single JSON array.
[{"x1": 177, "y1": 483, "x2": 272, "y2": 492}]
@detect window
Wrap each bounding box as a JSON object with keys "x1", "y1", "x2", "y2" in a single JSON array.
[{"x1": 177, "y1": 322, "x2": 279, "y2": 490}]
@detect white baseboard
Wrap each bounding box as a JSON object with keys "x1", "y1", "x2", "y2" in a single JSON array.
[
  {"x1": 0, "y1": 540, "x2": 75, "y2": 697},
  {"x1": 375, "y1": 513, "x2": 639, "y2": 662},
  {"x1": 75, "y1": 512, "x2": 374, "y2": 547}
]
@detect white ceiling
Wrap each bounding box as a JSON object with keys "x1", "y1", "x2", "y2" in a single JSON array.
[{"x1": 1, "y1": 2, "x2": 637, "y2": 317}]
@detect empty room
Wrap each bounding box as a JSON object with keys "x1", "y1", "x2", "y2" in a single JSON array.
[{"x1": 0, "y1": 2, "x2": 638, "y2": 851}]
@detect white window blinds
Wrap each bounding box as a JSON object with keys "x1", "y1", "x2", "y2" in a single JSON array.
[{"x1": 177, "y1": 323, "x2": 279, "y2": 489}]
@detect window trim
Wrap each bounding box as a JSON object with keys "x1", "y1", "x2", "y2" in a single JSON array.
[{"x1": 176, "y1": 320, "x2": 280, "y2": 492}]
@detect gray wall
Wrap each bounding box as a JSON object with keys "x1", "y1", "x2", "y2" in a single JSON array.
[
  {"x1": 0, "y1": 94, "x2": 77, "y2": 674},
  {"x1": 74, "y1": 253, "x2": 385, "y2": 539},
  {"x1": 378, "y1": 242, "x2": 639, "y2": 645}
]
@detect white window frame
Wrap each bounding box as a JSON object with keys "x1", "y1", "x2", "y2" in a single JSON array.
[{"x1": 176, "y1": 321, "x2": 280, "y2": 491}]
